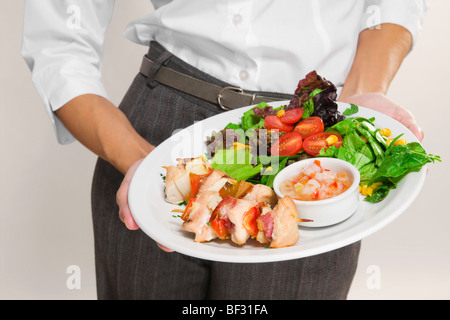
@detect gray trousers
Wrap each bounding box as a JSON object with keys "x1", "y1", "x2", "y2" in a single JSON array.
[{"x1": 91, "y1": 42, "x2": 361, "y2": 300}]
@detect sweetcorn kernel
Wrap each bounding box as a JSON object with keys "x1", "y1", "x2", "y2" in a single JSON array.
[
  {"x1": 394, "y1": 138, "x2": 407, "y2": 146},
  {"x1": 325, "y1": 134, "x2": 338, "y2": 146},
  {"x1": 379, "y1": 128, "x2": 392, "y2": 137},
  {"x1": 277, "y1": 110, "x2": 286, "y2": 118},
  {"x1": 360, "y1": 185, "x2": 368, "y2": 196}
]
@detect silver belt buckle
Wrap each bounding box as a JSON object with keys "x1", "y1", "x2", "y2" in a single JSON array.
[{"x1": 217, "y1": 86, "x2": 244, "y2": 111}]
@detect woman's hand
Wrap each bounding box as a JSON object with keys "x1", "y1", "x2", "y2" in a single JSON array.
[
  {"x1": 55, "y1": 94, "x2": 173, "y2": 252},
  {"x1": 116, "y1": 158, "x2": 174, "y2": 253},
  {"x1": 116, "y1": 159, "x2": 142, "y2": 230},
  {"x1": 338, "y1": 92, "x2": 424, "y2": 142},
  {"x1": 338, "y1": 25, "x2": 424, "y2": 141}
]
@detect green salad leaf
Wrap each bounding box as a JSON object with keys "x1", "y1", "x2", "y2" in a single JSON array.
[
  {"x1": 342, "y1": 103, "x2": 359, "y2": 116},
  {"x1": 211, "y1": 148, "x2": 263, "y2": 181},
  {"x1": 321, "y1": 117, "x2": 441, "y2": 203},
  {"x1": 302, "y1": 88, "x2": 324, "y2": 119},
  {"x1": 369, "y1": 142, "x2": 441, "y2": 184}
]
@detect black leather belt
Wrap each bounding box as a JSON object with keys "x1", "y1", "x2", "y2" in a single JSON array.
[{"x1": 139, "y1": 55, "x2": 282, "y2": 110}]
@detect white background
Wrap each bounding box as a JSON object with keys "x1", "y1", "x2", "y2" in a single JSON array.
[{"x1": 1, "y1": 0, "x2": 449, "y2": 299}]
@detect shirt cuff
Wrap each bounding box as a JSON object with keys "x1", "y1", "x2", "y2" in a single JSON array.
[{"x1": 32, "y1": 64, "x2": 108, "y2": 145}]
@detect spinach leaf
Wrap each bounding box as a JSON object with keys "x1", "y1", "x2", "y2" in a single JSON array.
[
  {"x1": 365, "y1": 184, "x2": 392, "y2": 203},
  {"x1": 359, "y1": 162, "x2": 378, "y2": 183},
  {"x1": 369, "y1": 142, "x2": 441, "y2": 185},
  {"x1": 343, "y1": 103, "x2": 359, "y2": 116},
  {"x1": 326, "y1": 118, "x2": 358, "y2": 136}
]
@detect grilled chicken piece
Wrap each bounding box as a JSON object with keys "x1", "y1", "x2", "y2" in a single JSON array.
[
  {"x1": 226, "y1": 198, "x2": 259, "y2": 245},
  {"x1": 255, "y1": 196, "x2": 300, "y2": 248},
  {"x1": 270, "y1": 196, "x2": 299, "y2": 248},
  {"x1": 197, "y1": 169, "x2": 235, "y2": 195},
  {"x1": 242, "y1": 184, "x2": 278, "y2": 208},
  {"x1": 181, "y1": 190, "x2": 222, "y2": 242},
  {"x1": 163, "y1": 156, "x2": 212, "y2": 204},
  {"x1": 164, "y1": 165, "x2": 186, "y2": 204}
]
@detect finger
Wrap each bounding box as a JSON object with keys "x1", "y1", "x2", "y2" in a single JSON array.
[
  {"x1": 157, "y1": 242, "x2": 174, "y2": 252},
  {"x1": 396, "y1": 111, "x2": 424, "y2": 142},
  {"x1": 116, "y1": 159, "x2": 144, "y2": 230}
]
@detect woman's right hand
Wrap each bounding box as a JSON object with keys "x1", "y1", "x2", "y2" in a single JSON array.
[{"x1": 116, "y1": 158, "x2": 174, "y2": 253}]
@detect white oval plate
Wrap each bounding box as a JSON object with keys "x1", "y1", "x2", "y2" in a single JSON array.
[{"x1": 128, "y1": 102, "x2": 426, "y2": 263}]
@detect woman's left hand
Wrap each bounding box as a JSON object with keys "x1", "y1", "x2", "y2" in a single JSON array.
[{"x1": 116, "y1": 158, "x2": 174, "y2": 253}]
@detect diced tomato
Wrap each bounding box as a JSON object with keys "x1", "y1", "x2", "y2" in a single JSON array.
[
  {"x1": 210, "y1": 218, "x2": 230, "y2": 239},
  {"x1": 209, "y1": 196, "x2": 237, "y2": 239},
  {"x1": 242, "y1": 206, "x2": 261, "y2": 237},
  {"x1": 180, "y1": 198, "x2": 196, "y2": 222},
  {"x1": 303, "y1": 132, "x2": 343, "y2": 156},
  {"x1": 280, "y1": 108, "x2": 303, "y2": 124},
  {"x1": 293, "y1": 116, "x2": 324, "y2": 139},
  {"x1": 188, "y1": 170, "x2": 212, "y2": 199},
  {"x1": 264, "y1": 115, "x2": 295, "y2": 132},
  {"x1": 270, "y1": 132, "x2": 303, "y2": 156}
]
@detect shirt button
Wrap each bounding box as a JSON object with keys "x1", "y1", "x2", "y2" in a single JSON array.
[
  {"x1": 239, "y1": 70, "x2": 249, "y2": 81},
  {"x1": 233, "y1": 14, "x2": 243, "y2": 26}
]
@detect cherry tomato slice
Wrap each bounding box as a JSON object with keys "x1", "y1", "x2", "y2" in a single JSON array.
[
  {"x1": 264, "y1": 115, "x2": 294, "y2": 132},
  {"x1": 242, "y1": 206, "x2": 261, "y2": 237},
  {"x1": 280, "y1": 108, "x2": 303, "y2": 124},
  {"x1": 303, "y1": 132, "x2": 343, "y2": 156},
  {"x1": 270, "y1": 132, "x2": 303, "y2": 156},
  {"x1": 294, "y1": 116, "x2": 324, "y2": 139},
  {"x1": 210, "y1": 218, "x2": 230, "y2": 239}
]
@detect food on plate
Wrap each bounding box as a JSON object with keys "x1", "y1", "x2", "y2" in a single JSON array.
[
  {"x1": 211, "y1": 196, "x2": 260, "y2": 245},
  {"x1": 158, "y1": 70, "x2": 441, "y2": 250},
  {"x1": 206, "y1": 194, "x2": 301, "y2": 248},
  {"x1": 279, "y1": 160, "x2": 352, "y2": 201},
  {"x1": 241, "y1": 183, "x2": 278, "y2": 208},
  {"x1": 270, "y1": 132, "x2": 303, "y2": 156},
  {"x1": 204, "y1": 70, "x2": 440, "y2": 203},
  {"x1": 303, "y1": 132, "x2": 343, "y2": 156},
  {"x1": 196, "y1": 168, "x2": 234, "y2": 195},
  {"x1": 181, "y1": 190, "x2": 222, "y2": 242},
  {"x1": 287, "y1": 70, "x2": 345, "y2": 127},
  {"x1": 163, "y1": 156, "x2": 212, "y2": 204},
  {"x1": 321, "y1": 117, "x2": 440, "y2": 202},
  {"x1": 293, "y1": 116, "x2": 325, "y2": 139},
  {"x1": 164, "y1": 162, "x2": 301, "y2": 247},
  {"x1": 256, "y1": 196, "x2": 300, "y2": 248}
]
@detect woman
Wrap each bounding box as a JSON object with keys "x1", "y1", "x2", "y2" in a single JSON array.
[{"x1": 22, "y1": 0, "x2": 426, "y2": 299}]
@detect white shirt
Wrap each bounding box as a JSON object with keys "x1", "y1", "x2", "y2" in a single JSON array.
[{"x1": 21, "y1": 0, "x2": 427, "y2": 144}]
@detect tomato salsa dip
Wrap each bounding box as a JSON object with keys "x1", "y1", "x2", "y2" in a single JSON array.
[{"x1": 279, "y1": 160, "x2": 352, "y2": 201}]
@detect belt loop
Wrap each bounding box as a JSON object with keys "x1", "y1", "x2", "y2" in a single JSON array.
[{"x1": 146, "y1": 44, "x2": 173, "y2": 88}]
